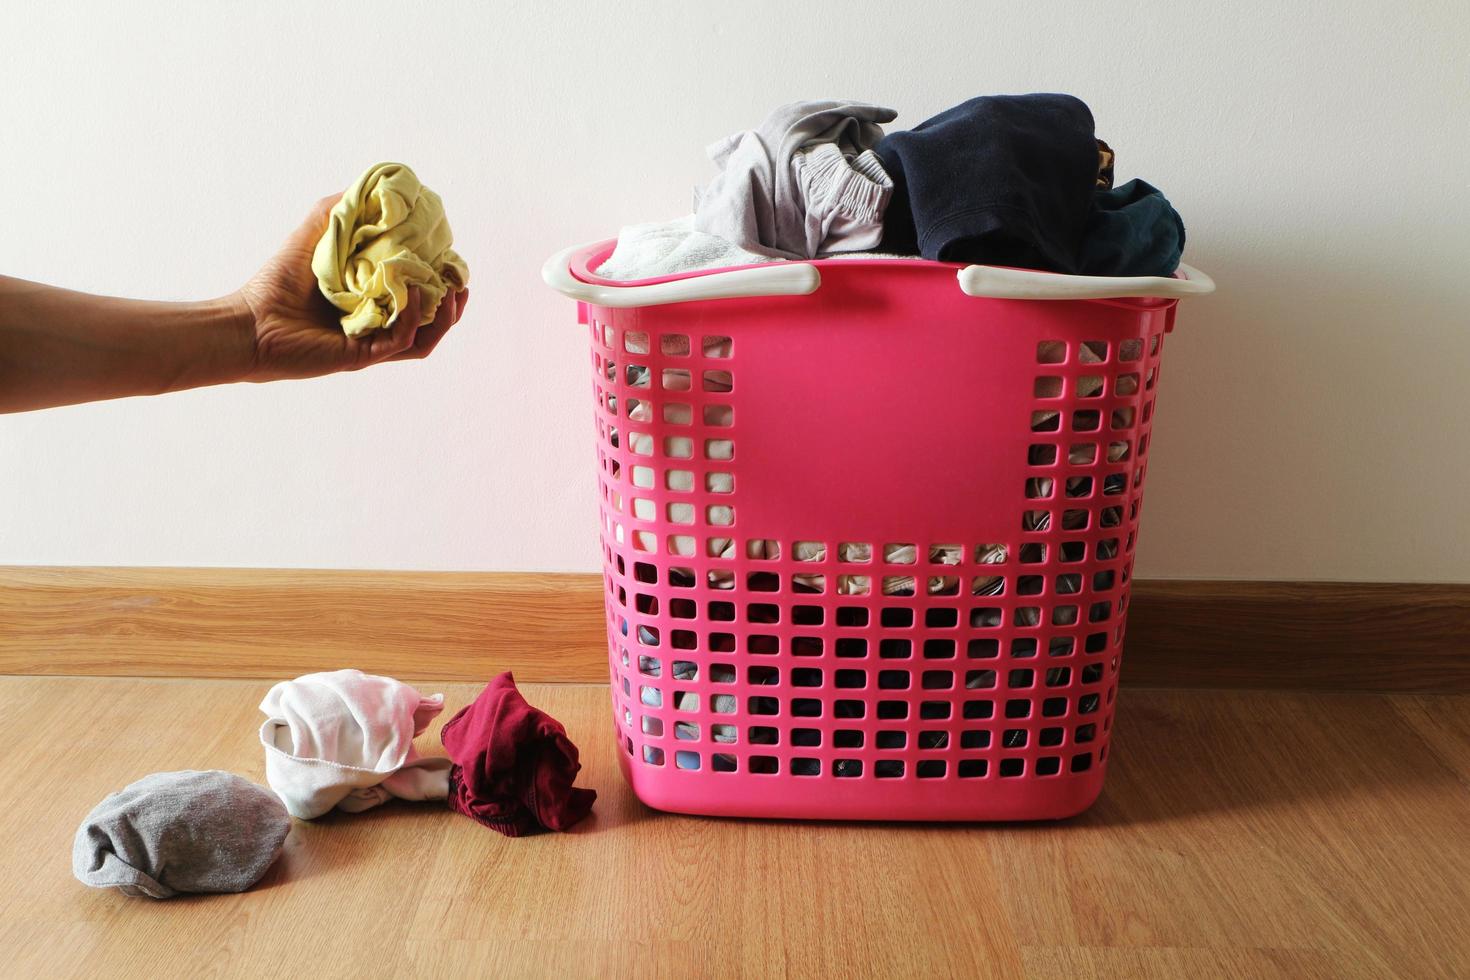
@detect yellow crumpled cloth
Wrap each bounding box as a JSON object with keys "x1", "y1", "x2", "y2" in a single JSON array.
[{"x1": 312, "y1": 162, "x2": 469, "y2": 337}]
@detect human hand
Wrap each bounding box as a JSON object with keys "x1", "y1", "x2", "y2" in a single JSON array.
[{"x1": 231, "y1": 195, "x2": 468, "y2": 383}]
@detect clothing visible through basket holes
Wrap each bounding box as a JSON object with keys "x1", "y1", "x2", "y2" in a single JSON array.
[{"x1": 877, "y1": 542, "x2": 963, "y2": 597}]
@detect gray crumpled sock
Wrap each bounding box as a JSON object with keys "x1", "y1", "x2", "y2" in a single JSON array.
[{"x1": 73, "y1": 770, "x2": 291, "y2": 899}]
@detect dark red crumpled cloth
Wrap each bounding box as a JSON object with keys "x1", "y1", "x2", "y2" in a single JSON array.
[{"x1": 440, "y1": 672, "x2": 596, "y2": 836}]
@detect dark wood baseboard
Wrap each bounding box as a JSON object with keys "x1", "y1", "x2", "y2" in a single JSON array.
[{"x1": 1, "y1": 567, "x2": 1465, "y2": 692}]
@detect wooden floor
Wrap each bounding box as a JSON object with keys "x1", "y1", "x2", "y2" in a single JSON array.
[{"x1": 2, "y1": 677, "x2": 1467, "y2": 979}]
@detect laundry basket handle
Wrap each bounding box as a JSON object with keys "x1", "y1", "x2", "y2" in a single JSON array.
[
  {"x1": 957, "y1": 262, "x2": 1214, "y2": 301},
  {"x1": 542, "y1": 242, "x2": 821, "y2": 308}
]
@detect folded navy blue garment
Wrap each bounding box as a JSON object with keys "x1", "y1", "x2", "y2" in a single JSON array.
[
  {"x1": 1077, "y1": 179, "x2": 1185, "y2": 277},
  {"x1": 875, "y1": 94, "x2": 1101, "y2": 272}
]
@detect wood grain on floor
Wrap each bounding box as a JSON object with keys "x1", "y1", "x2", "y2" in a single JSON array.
[
  {"x1": 1, "y1": 678, "x2": 1466, "y2": 979},
  {"x1": 6, "y1": 566, "x2": 1468, "y2": 692}
]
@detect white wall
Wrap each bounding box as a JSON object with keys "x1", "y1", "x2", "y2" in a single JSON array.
[{"x1": 2, "y1": 0, "x2": 1466, "y2": 581}]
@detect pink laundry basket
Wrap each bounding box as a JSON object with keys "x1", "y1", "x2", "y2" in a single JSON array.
[{"x1": 545, "y1": 241, "x2": 1213, "y2": 821}]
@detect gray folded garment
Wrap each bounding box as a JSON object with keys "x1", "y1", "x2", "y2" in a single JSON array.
[
  {"x1": 694, "y1": 100, "x2": 897, "y2": 259},
  {"x1": 73, "y1": 770, "x2": 291, "y2": 899}
]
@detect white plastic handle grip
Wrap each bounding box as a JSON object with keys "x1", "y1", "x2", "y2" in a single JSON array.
[
  {"x1": 542, "y1": 241, "x2": 821, "y2": 308},
  {"x1": 957, "y1": 262, "x2": 1215, "y2": 300}
]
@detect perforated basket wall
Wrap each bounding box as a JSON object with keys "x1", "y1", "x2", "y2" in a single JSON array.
[{"x1": 583, "y1": 260, "x2": 1177, "y2": 821}]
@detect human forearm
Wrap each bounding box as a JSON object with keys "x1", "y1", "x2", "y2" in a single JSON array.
[{"x1": 0, "y1": 275, "x2": 254, "y2": 413}]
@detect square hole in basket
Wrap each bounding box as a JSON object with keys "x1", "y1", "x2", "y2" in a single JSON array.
[
  {"x1": 923, "y1": 639, "x2": 957, "y2": 660},
  {"x1": 999, "y1": 758, "x2": 1025, "y2": 777},
  {"x1": 837, "y1": 574, "x2": 871, "y2": 596},
  {"x1": 922, "y1": 670, "x2": 954, "y2": 690},
  {"x1": 746, "y1": 696, "x2": 777, "y2": 716},
  {"x1": 834, "y1": 699, "x2": 866, "y2": 718},
  {"x1": 664, "y1": 436, "x2": 693, "y2": 459},
  {"x1": 1070, "y1": 443, "x2": 1098, "y2": 465},
  {"x1": 1080, "y1": 340, "x2": 1108, "y2": 363},
  {"x1": 747, "y1": 665, "x2": 779, "y2": 687},
  {"x1": 1072, "y1": 410, "x2": 1101, "y2": 432},
  {"x1": 1026, "y1": 478, "x2": 1054, "y2": 500},
  {"x1": 920, "y1": 701, "x2": 951, "y2": 720},
  {"x1": 918, "y1": 729, "x2": 949, "y2": 749},
  {"x1": 747, "y1": 572, "x2": 779, "y2": 593},
  {"x1": 877, "y1": 700, "x2": 909, "y2": 720},
  {"x1": 791, "y1": 728, "x2": 821, "y2": 747},
  {"x1": 928, "y1": 576, "x2": 960, "y2": 596},
  {"x1": 661, "y1": 369, "x2": 691, "y2": 391},
  {"x1": 883, "y1": 543, "x2": 917, "y2": 564},
  {"x1": 660, "y1": 334, "x2": 690, "y2": 357},
  {"x1": 916, "y1": 760, "x2": 947, "y2": 779},
  {"x1": 1078, "y1": 375, "x2": 1104, "y2": 398},
  {"x1": 626, "y1": 364, "x2": 650, "y2": 388},
  {"x1": 702, "y1": 335, "x2": 732, "y2": 358},
  {"x1": 968, "y1": 638, "x2": 1000, "y2": 659},
  {"x1": 792, "y1": 698, "x2": 822, "y2": 717},
  {"x1": 674, "y1": 720, "x2": 700, "y2": 742},
  {"x1": 1119, "y1": 338, "x2": 1143, "y2": 362},
  {"x1": 882, "y1": 576, "x2": 915, "y2": 597},
  {"x1": 745, "y1": 726, "x2": 778, "y2": 745},
  {"x1": 748, "y1": 634, "x2": 779, "y2": 655},
  {"x1": 876, "y1": 730, "x2": 907, "y2": 750},
  {"x1": 926, "y1": 609, "x2": 959, "y2": 628},
  {"x1": 1032, "y1": 411, "x2": 1061, "y2": 433},
  {"x1": 712, "y1": 753, "x2": 737, "y2": 772},
  {"x1": 875, "y1": 760, "x2": 905, "y2": 779},
  {"x1": 1029, "y1": 444, "x2": 1058, "y2": 466},
  {"x1": 792, "y1": 637, "x2": 823, "y2": 657},
  {"x1": 878, "y1": 670, "x2": 911, "y2": 690},
  {"x1": 971, "y1": 607, "x2": 1002, "y2": 628},
  {"x1": 832, "y1": 730, "x2": 864, "y2": 750},
  {"x1": 836, "y1": 637, "x2": 868, "y2": 658},
  {"x1": 705, "y1": 439, "x2": 734, "y2": 461},
  {"x1": 838, "y1": 542, "x2": 872, "y2": 563},
  {"x1": 880, "y1": 638, "x2": 912, "y2": 660},
  {"x1": 782, "y1": 605, "x2": 819, "y2": 627},
  {"x1": 703, "y1": 404, "x2": 733, "y2": 427},
  {"x1": 1037, "y1": 340, "x2": 1066, "y2": 363},
  {"x1": 835, "y1": 669, "x2": 867, "y2": 689},
  {"x1": 929, "y1": 543, "x2": 964, "y2": 564},
  {"x1": 972, "y1": 575, "x2": 1004, "y2": 597},
  {"x1": 702, "y1": 370, "x2": 733, "y2": 393},
  {"x1": 966, "y1": 669, "x2": 997, "y2": 689},
  {"x1": 1034, "y1": 375, "x2": 1063, "y2": 398},
  {"x1": 1111, "y1": 407, "x2": 1136, "y2": 429},
  {"x1": 642, "y1": 746, "x2": 665, "y2": 766},
  {"x1": 963, "y1": 699, "x2": 995, "y2": 719},
  {"x1": 791, "y1": 668, "x2": 822, "y2": 687},
  {"x1": 747, "y1": 603, "x2": 779, "y2": 624},
  {"x1": 749, "y1": 755, "x2": 778, "y2": 775},
  {"x1": 836, "y1": 607, "x2": 870, "y2": 628},
  {"x1": 961, "y1": 730, "x2": 991, "y2": 749},
  {"x1": 881, "y1": 608, "x2": 914, "y2": 628},
  {"x1": 792, "y1": 574, "x2": 825, "y2": 594}
]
